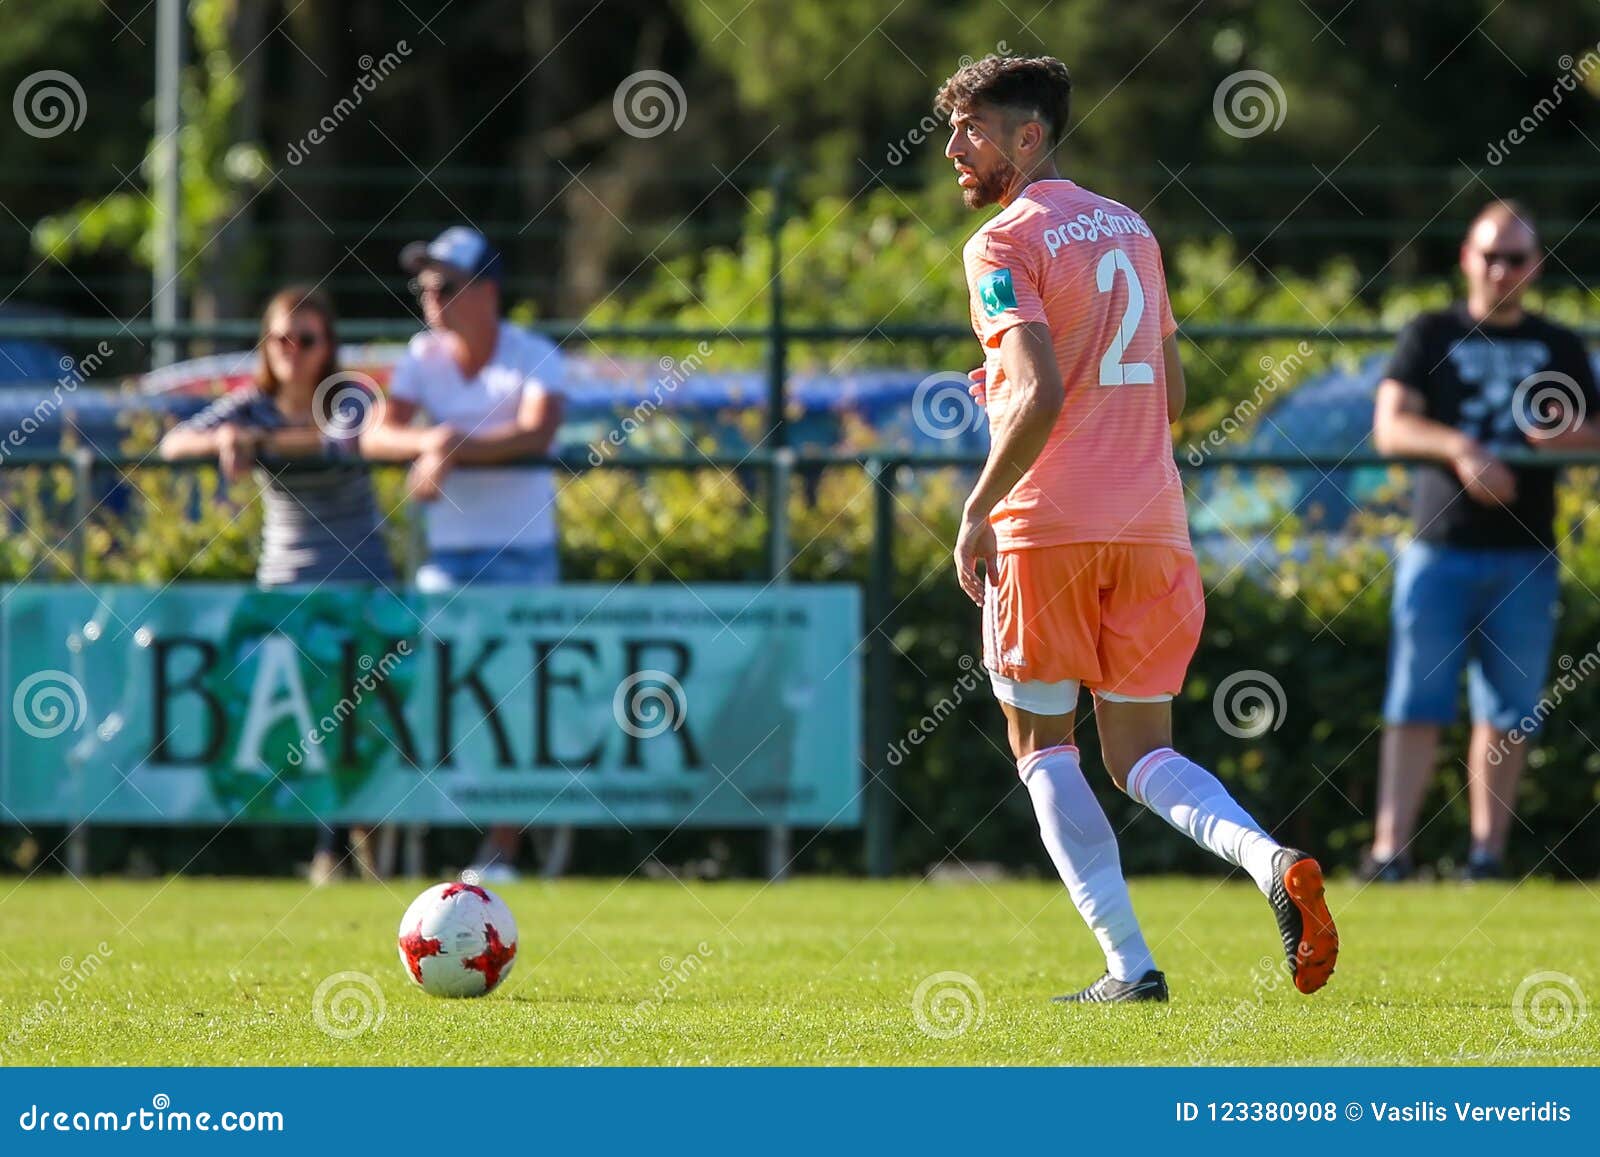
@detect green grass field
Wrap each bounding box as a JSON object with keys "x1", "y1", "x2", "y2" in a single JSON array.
[{"x1": 1, "y1": 876, "x2": 1594, "y2": 1065}]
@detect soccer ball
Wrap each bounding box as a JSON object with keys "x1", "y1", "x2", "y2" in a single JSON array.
[{"x1": 396, "y1": 882, "x2": 519, "y2": 998}]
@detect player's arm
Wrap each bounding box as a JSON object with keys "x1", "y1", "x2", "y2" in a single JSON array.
[
  {"x1": 1373, "y1": 378, "x2": 1515, "y2": 505},
  {"x1": 955, "y1": 322, "x2": 1063, "y2": 605},
  {"x1": 255, "y1": 427, "x2": 335, "y2": 456},
  {"x1": 1530, "y1": 336, "x2": 1600, "y2": 451},
  {"x1": 358, "y1": 396, "x2": 457, "y2": 461},
  {"x1": 445, "y1": 389, "x2": 565, "y2": 464},
  {"x1": 1162, "y1": 333, "x2": 1185, "y2": 423}
]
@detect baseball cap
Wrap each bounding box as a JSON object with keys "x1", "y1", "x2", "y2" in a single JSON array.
[{"x1": 400, "y1": 226, "x2": 503, "y2": 283}]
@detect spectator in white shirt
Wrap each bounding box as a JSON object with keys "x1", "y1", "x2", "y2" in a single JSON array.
[{"x1": 362, "y1": 226, "x2": 572, "y2": 881}]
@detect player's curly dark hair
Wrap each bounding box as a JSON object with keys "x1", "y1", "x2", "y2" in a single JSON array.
[{"x1": 935, "y1": 54, "x2": 1073, "y2": 146}]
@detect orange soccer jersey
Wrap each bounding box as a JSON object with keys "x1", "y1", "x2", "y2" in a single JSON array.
[
  {"x1": 962, "y1": 179, "x2": 1189, "y2": 553},
  {"x1": 965, "y1": 180, "x2": 1200, "y2": 694}
]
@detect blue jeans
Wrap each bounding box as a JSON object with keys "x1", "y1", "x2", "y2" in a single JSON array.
[
  {"x1": 1383, "y1": 543, "x2": 1559, "y2": 732},
  {"x1": 414, "y1": 544, "x2": 559, "y2": 591}
]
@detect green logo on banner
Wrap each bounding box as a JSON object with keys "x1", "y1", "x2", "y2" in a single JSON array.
[
  {"x1": 977, "y1": 268, "x2": 1018, "y2": 318},
  {"x1": 207, "y1": 589, "x2": 418, "y2": 819}
]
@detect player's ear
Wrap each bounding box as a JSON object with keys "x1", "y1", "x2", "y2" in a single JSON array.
[{"x1": 1021, "y1": 119, "x2": 1045, "y2": 157}]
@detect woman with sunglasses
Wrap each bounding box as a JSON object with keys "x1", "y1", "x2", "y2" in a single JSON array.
[{"x1": 160, "y1": 285, "x2": 396, "y2": 884}]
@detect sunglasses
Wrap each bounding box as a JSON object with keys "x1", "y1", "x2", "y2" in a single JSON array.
[
  {"x1": 417, "y1": 277, "x2": 464, "y2": 301},
  {"x1": 267, "y1": 329, "x2": 324, "y2": 350},
  {"x1": 1480, "y1": 250, "x2": 1534, "y2": 268}
]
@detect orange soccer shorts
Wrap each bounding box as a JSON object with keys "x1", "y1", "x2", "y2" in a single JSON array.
[{"x1": 981, "y1": 542, "x2": 1204, "y2": 704}]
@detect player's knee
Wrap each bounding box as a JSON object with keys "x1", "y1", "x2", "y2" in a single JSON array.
[
  {"x1": 1004, "y1": 709, "x2": 1075, "y2": 764},
  {"x1": 1100, "y1": 737, "x2": 1165, "y2": 793}
]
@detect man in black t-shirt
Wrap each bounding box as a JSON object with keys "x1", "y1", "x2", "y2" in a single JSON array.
[{"x1": 1368, "y1": 200, "x2": 1600, "y2": 881}]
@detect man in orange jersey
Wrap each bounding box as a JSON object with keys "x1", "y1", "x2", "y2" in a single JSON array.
[{"x1": 939, "y1": 54, "x2": 1337, "y2": 1002}]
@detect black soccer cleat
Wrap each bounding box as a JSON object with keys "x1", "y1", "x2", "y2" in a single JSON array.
[
  {"x1": 1052, "y1": 969, "x2": 1169, "y2": 1004},
  {"x1": 1460, "y1": 851, "x2": 1508, "y2": 882},
  {"x1": 1269, "y1": 847, "x2": 1339, "y2": 994},
  {"x1": 1356, "y1": 850, "x2": 1413, "y2": 883}
]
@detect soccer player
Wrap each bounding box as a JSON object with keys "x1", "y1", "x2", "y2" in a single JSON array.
[{"x1": 938, "y1": 54, "x2": 1337, "y2": 1002}]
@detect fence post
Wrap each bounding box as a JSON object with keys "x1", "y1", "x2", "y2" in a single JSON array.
[
  {"x1": 67, "y1": 444, "x2": 95, "y2": 877},
  {"x1": 69, "y1": 445, "x2": 94, "y2": 580},
  {"x1": 864, "y1": 458, "x2": 897, "y2": 877},
  {"x1": 766, "y1": 165, "x2": 789, "y2": 453},
  {"x1": 764, "y1": 446, "x2": 796, "y2": 881},
  {"x1": 761, "y1": 167, "x2": 792, "y2": 882}
]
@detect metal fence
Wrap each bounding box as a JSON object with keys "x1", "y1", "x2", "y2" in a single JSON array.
[{"x1": 4, "y1": 439, "x2": 1599, "y2": 878}]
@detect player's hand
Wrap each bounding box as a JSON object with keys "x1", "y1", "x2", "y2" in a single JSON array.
[
  {"x1": 954, "y1": 509, "x2": 998, "y2": 607},
  {"x1": 216, "y1": 424, "x2": 256, "y2": 483},
  {"x1": 408, "y1": 450, "x2": 451, "y2": 502},
  {"x1": 1453, "y1": 446, "x2": 1517, "y2": 506},
  {"x1": 967, "y1": 366, "x2": 987, "y2": 407},
  {"x1": 422, "y1": 423, "x2": 463, "y2": 458}
]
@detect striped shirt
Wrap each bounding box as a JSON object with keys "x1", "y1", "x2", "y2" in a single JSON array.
[
  {"x1": 963, "y1": 179, "x2": 1190, "y2": 552},
  {"x1": 174, "y1": 387, "x2": 394, "y2": 586}
]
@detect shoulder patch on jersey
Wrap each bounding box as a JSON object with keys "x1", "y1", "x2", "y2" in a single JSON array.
[{"x1": 976, "y1": 268, "x2": 1018, "y2": 319}]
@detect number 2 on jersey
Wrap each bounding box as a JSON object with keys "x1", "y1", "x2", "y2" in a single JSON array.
[{"x1": 1095, "y1": 247, "x2": 1155, "y2": 386}]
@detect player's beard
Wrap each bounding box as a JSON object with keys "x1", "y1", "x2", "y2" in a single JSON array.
[{"x1": 963, "y1": 155, "x2": 1022, "y2": 209}]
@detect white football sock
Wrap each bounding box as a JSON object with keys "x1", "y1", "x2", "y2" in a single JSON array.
[
  {"x1": 1019, "y1": 744, "x2": 1157, "y2": 982},
  {"x1": 1126, "y1": 747, "x2": 1281, "y2": 895}
]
